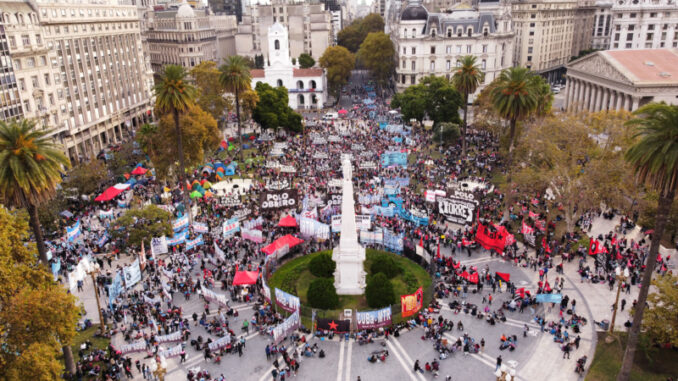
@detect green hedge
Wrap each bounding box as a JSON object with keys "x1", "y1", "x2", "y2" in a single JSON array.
[
  {"x1": 307, "y1": 278, "x2": 339, "y2": 309},
  {"x1": 366, "y1": 273, "x2": 395, "y2": 308},
  {"x1": 309, "y1": 252, "x2": 336, "y2": 278}
]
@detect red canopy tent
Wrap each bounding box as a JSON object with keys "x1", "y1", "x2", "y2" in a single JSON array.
[
  {"x1": 278, "y1": 215, "x2": 298, "y2": 227},
  {"x1": 232, "y1": 270, "x2": 259, "y2": 286},
  {"x1": 95, "y1": 183, "x2": 130, "y2": 202},
  {"x1": 131, "y1": 166, "x2": 147, "y2": 175},
  {"x1": 262, "y1": 235, "x2": 304, "y2": 256}
]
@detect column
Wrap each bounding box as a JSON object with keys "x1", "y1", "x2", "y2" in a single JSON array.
[
  {"x1": 631, "y1": 97, "x2": 640, "y2": 111},
  {"x1": 570, "y1": 80, "x2": 578, "y2": 111},
  {"x1": 618, "y1": 93, "x2": 626, "y2": 110},
  {"x1": 564, "y1": 80, "x2": 572, "y2": 111},
  {"x1": 601, "y1": 89, "x2": 609, "y2": 111},
  {"x1": 611, "y1": 91, "x2": 618, "y2": 111},
  {"x1": 592, "y1": 86, "x2": 600, "y2": 111},
  {"x1": 582, "y1": 82, "x2": 590, "y2": 112}
]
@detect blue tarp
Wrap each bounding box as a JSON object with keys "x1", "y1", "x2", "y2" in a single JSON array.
[{"x1": 535, "y1": 293, "x2": 563, "y2": 304}]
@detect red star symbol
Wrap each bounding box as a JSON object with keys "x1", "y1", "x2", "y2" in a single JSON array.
[{"x1": 328, "y1": 320, "x2": 338, "y2": 330}]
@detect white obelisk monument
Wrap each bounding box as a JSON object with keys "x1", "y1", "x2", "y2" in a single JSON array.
[{"x1": 333, "y1": 156, "x2": 366, "y2": 295}]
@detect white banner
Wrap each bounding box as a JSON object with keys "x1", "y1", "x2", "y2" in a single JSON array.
[
  {"x1": 158, "y1": 343, "x2": 182, "y2": 359},
  {"x1": 272, "y1": 311, "x2": 300, "y2": 344},
  {"x1": 222, "y1": 218, "x2": 241, "y2": 238},
  {"x1": 300, "y1": 217, "x2": 330, "y2": 240},
  {"x1": 202, "y1": 286, "x2": 229, "y2": 308},
  {"x1": 208, "y1": 335, "x2": 232, "y2": 351},
  {"x1": 123, "y1": 259, "x2": 141, "y2": 289},
  {"x1": 156, "y1": 331, "x2": 182, "y2": 344},
  {"x1": 331, "y1": 215, "x2": 342, "y2": 233},
  {"x1": 119, "y1": 340, "x2": 146, "y2": 354},
  {"x1": 359, "y1": 161, "x2": 377, "y2": 169},
  {"x1": 356, "y1": 215, "x2": 371, "y2": 230},
  {"x1": 242, "y1": 228, "x2": 264, "y2": 243}
]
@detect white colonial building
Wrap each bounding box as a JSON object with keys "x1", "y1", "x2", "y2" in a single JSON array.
[
  {"x1": 565, "y1": 48, "x2": 678, "y2": 112},
  {"x1": 391, "y1": 0, "x2": 514, "y2": 96},
  {"x1": 250, "y1": 23, "x2": 327, "y2": 110}
]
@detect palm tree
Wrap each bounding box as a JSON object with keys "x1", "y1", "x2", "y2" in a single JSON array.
[
  {"x1": 154, "y1": 65, "x2": 197, "y2": 221},
  {"x1": 619, "y1": 103, "x2": 678, "y2": 381},
  {"x1": 0, "y1": 119, "x2": 70, "y2": 267},
  {"x1": 490, "y1": 67, "x2": 539, "y2": 155},
  {"x1": 452, "y1": 55, "x2": 483, "y2": 157},
  {"x1": 0, "y1": 118, "x2": 75, "y2": 374},
  {"x1": 532, "y1": 76, "x2": 554, "y2": 118},
  {"x1": 219, "y1": 56, "x2": 252, "y2": 161}
]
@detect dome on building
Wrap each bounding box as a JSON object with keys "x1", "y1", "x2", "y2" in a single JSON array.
[
  {"x1": 401, "y1": 3, "x2": 428, "y2": 21},
  {"x1": 176, "y1": 2, "x2": 195, "y2": 18}
]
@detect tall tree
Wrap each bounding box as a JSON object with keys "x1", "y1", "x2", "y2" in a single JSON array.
[
  {"x1": 190, "y1": 61, "x2": 229, "y2": 121},
  {"x1": 153, "y1": 65, "x2": 197, "y2": 222},
  {"x1": 390, "y1": 75, "x2": 461, "y2": 128},
  {"x1": 490, "y1": 67, "x2": 540, "y2": 155},
  {"x1": 62, "y1": 159, "x2": 108, "y2": 196},
  {"x1": 109, "y1": 204, "x2": 173, "y2": 249},
  {"x1": 337, "y1": 13, "x2": 384, "y2": 53},
  {"x1": 452, "y1": 55, "x2": 484, "y2": 157},
  {"x1": 298, "y1": 53, "x2": 316, "y2": 69},
  {"x1": 252, "y1": 82, "x2": 302, "y2": 133},
  {"x1": 145, "y1": 104, "x2": 220, "y2": 179},
  {"x1": 0, "y1": 119, "x2": 70, "y2": 267},
  {"x1": 220, "y1": 55, "x2": 252, "y2": 161},
  {"x1": 0, "y1": 207, "x2": 80, "y2": 379},
  {"x1": 619, "y1": 103, "x2": 678, "y2": 381},
  {"x1": 357, "y1": 32, "x2": 395, "y2": 92},
  {"x1": 319, "y1": 46, "x2": 355, "y2": 105}
]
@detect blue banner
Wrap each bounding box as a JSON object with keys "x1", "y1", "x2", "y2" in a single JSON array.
[
  {"x1": 380, "y1": 152, "x2": 408, "y2": 167},
  {"x1": 397, "y1": 206, "x2": 429, "y2": 226},
  {"x1": 384, "y1": 178, "x2": 410, "y2": 187},
  {"x1": 384, "y1": 185, "x2": 400, "y2": 196},
  {"x1": 185, "y1": 235, "x2": 204, "y2": 251},
  {"x1": 109, "y1": 271, "x2": 124, "y2": 308},
  {"x1": 51, "y1": 258, "x2": 61, "y2": 278},
  {"x1": 192, "y1": 222, "x2": 209, "y2": 234},
  {"x1": 383, "y1": 229, "x2": 404, "y2": 252},
  {"x1": 66, "y1": 220, "x2": 81, "y2": 242},
  {"x1": 167, "y1": 230, "x2": 188, "y2": 246},
  {"x1": 535, "y1": 293, "x2": 563, "y2": 304},
  {"x1": 97, "y1": 233, "x2": 108, "y2": 247},
  {"x1": 173, "y1": 215, "x2": 189, "y2": 232},
  {"x1": 356, "y1": 306, "x2": 392, "y2": 329},
  {"x1": 381, "y1": 196, "x2": 403, "y2": 208},
  {"x1": 370, "y1": 205, "x2": 395, "y2": 217}
]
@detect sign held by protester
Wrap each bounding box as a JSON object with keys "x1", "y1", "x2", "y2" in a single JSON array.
[
  {"x1": 260, "y1": 190, "x2": 298, "y2": 210},
  {"x1": 272, "y1": 311, "x2": 300, "y2": 344},
  {"x1": 401, "y1": 287, "x2": 423, "y2": 317},
  {"x1": 438, "y1": 197, "x2": 476, "y2": 224},
  {"x1": 356, "y1": 306, "x2": 392, "y2": 329}
]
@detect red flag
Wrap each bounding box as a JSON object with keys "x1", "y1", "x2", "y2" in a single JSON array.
[
  {"x1": 542, "y1": 237, "x2": 552, "y2": 253},
  {"x1": 516, "y1": 287, "x2": 526, "y2": 298},
  {"x1": 496, "y1": 272, "x2": 511, "y2": 282},
  {"x1": 462, "y1": 238, "x2": 474, "y2": 247},
  {"x1": 528, "y1": 211, "x2": 539, "y2": 219},
  {"x1": 418, "y1": 236, "x2": 423, "y2": 248},
  {"x1": 589, "y1": 239, "x2": 605, "y2": 256},
  {"x1": 544, "y1": 281, "x2": 552, "y2": 292},
  {"x1": 453, "y1": 261, "x2": 461, "y2": 269},
  {"x1": 436, "y1": 241, "x2": 441, "y2": 259},
  {"x1": 468, "y1": 273, "x2": 479, "y2": 284},
  {"x1": 521, "y1": 220, "x2": 535, "y2": 235}
]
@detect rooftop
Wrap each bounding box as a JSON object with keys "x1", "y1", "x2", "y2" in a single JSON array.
[
  {"x1": 602, "y1": 49, "x2": 678, "y2": 85},
  {"x1": 293, "y1": 68, "x2": 323, "y2": 77}
]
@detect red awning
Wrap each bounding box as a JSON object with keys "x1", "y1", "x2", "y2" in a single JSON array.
[
  {"x1": 232, "y1": 270, "x2": 259, "y2": 286},
  {"x1": 278, "y1": 215, "x2": 298, "y2": 227},
  {"x1": 131, "y1": 166, "x2": 147, "y2": 175},
  {"x1": 94, "y1": 183, "x2": 130, "y2": 202},
  {"x1": 262, "y1": 235, "x2": 304, "y2": 256}
]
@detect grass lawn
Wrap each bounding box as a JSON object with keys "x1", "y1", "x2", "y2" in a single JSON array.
[
  {"x1": 267, "y1": 249, "x2": 432, "y2": 322},
  {"x1": 71, "y1": 325, "x2": 110, "y2": 363},
  {"x1": 586, "y1": 332, "x2": 678, "y2": 381}
]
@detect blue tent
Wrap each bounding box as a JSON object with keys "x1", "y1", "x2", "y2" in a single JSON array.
[{"x1": 225, "y1": 162, "x2": 237, "y2": 176}]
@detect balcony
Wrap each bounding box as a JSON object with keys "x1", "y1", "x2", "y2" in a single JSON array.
[{"x1": 288, "y1": 88, "x2": 322, "y2": 93}]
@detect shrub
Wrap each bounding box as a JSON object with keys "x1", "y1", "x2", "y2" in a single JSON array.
[
  {"x1": 309, "y1": 252, "x2": 336, "y2": 278},
  {"x1": 365, "y1": 273, "x2": 395, "y2": 308},
  {"x1": 307, "y1": 278, "x2": 339, "y2": 309},
  {"x1": 370, "y1": 254, "x2": 402, "y2": 278},
  {"x1": 402, "y1": 271, "x2": 419, "y2": 293}
]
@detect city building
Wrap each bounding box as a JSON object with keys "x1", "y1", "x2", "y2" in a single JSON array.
[
  {"x1": 565, "y1": 48, "x2": 678, "y2": 112},
  {"x1": 250, "y1": 23, "x2": 326, "y2": 110},
  {"x1": 392, "y1": 0, "x2": 514, "y2": 97},
  {"x1": 208, "y1": 0, "x2": 243, "y2": 22},
  {"x1": 241, "y1": 0, "x2": 333, "y2": 60},
  {"x1": 146, "y1": 2, "x2": 238, "y2": 71},
  {"x1": 606, "y1": 0, "x2": 678, "y2": 50},
  {"x1": 4, "y1": 0, "x2": 155, "y2": 163},
  {"x1": 591, "y1": 0, "x2": 613, "y2": 50},
  {"x1": 511, "y1": 0, "x2": 595, "y2": 82}
]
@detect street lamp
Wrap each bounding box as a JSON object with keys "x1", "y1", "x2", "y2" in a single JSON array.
[
  {"x1": 87, "y1": 263, "x2": 106, "y2": 335},
  {"x1": 610, "y1": 266, "x2": 630, "y2": 334}
]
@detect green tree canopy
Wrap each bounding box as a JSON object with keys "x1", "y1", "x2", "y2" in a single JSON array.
[
  {"x1": 109, "y1": 204, "x2": 173, "y2": 248},
  {"x1": 357, "y1": 32, "x2": 395, "y2": 88},
  {"x1": 337, "y1": 13, "x2": 384, "y2": 53},
  {"x1": 642, "y1": 274, "x2": 678, "y2": 347},
  {"x1": 319, "y1": 46, "x2": 355, "y2": 104},
  {"x1": 298, "y1": 53, "x2": 316, "y2": 69},
  {"x1": 0, "y1": 208, "x2": 80, "y2": 379},
  {"x1": 190, "y1": 61, "x2": 229, "y2": 120},
  {"x1": 390, "y1": 75, "x2": 461, "y2": 126},
  {"x1": 307, "y1": 278, "x2": 339, "y2": 309},
  {"x1": 62, "y1": 159, "x2": 108, "y2": 196},
  {"x1": 365, "y1": 273, "x2": 395, "y2": 308},
  {"x1": 146, "y1": 104, "x2": 220, "y2": 179},
  {"x1": 252, "y1": 82, "x2": 302, "y2": 132},
  {"x1": 309, "y1": 252, "x2": 336, "y2": 277}
]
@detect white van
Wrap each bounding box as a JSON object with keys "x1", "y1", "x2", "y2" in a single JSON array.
[{"x1": 323, "y1": 112, "x2": 338, "y2": 120}]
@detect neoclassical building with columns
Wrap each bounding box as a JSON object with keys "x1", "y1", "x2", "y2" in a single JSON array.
[{"x1": 565, "y1": 48, "x2": 678, "y2": 112}]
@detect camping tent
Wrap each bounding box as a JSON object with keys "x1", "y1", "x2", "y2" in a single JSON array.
[
  {"x1": 225, "y1": 162, "x2": 237, "y2": 176},
  {"x1": 232, "y1": 270, "x2": 259, "y2": 286},
  {"x1": 95, "y1": 184, "x2": 130, "y2": 202},
  {"x1": 131, "y1": 166, "x2": 147, "y2": 175},
  {"x1": 278, "y1": 215, "x2": 298, "y2": 227},
  {"x1": 262, "y1": 235, "x2": 304, "y2": 256}
]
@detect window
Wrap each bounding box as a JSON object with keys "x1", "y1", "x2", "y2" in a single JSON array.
[
  {"x1": 630, "y1": 13, "x2": 636, "y2": 18},
  {"x1": 44, "y1": 73, "x2": 50, "y2": 85},
  {"x1": 19, "y1": 78, "x2": 25, "y2": 91},
  {"x1": 456, "y1": 45, "x2": 461, "y2": 54},
  {"x1": 648, "y1": 25, "x2": 655, "y2": 31},
  {"x1": 31, "y1": 76, "x2": 39, "y2": 88},
  {"x1": 27, "y1": 57, "x2": 35, "y2": 67},
  {"x1": 481, "y1": 59, "x2": 486, "y2": 70},
  {"x1": 529, "y1": 31, "x2": 535, "y2": 36},
  {"x1": 411, "y1": 47, "x2": 416, "y2": 54},
  {"x1": 482, "y1": 45, "x2": 488, "y2": 53},
  {"x1": 430, "y1": 46, "x2": 436, "y2": 54},
  {"x1": 411, "y1": 75, "x2": 416, "y2": 84},
  {"x1": 647, "y1": 33, "x2": 653, "y2": 40},
  {"x1": 527, "y1": 56, "x2": 532, "y2": 61},
  {"x1": 650, "y1": 12, "x2": 657, "y2": 17},
  {"x1": 276, "y1": 79, "x2": 283, "y2": 87},
  {"x1": 467, "y1": 28, "x2": 472, "y2": 37},
  {"x1": 8, "y1": 36, "x2": 15, "y2": 49},
  {"x1": 466, "y1": 45, "x2": 471, "y2": 53},
  {"x1": 274, "y1": 40, "x2": 280, "y2": 50},
  {"x1": 529, "y1": 23, "x2": 535, "y2": 28},
  {"x1": 14, "y1": 59, "x2": 21, "y2": 70},
  {"x1": 446, "y1": 45, "x2": 451, "y2": 54},
  {"x1": 21, "y1": 34, "x2": 30, "y2": 47},
  {"x1": 615, "y1": 33, "x2": 620, "y2": 41},
  {"x1": 531, "y1": 14, "x2": 536, "y2": 19},
  {"x1": 23, "y1": 100, "x2": 30, "y2": 113},
  {"x1": 628, "y1": 25, "x2": 634, "y2": 31},
  {"x1": 402, "y1": 60, "x2": 406, "y2": 69},
  {"x1": 411, "y1": 60, "x2": 416, "y2": 70},
  {"x1": 403, "y1": 47, "x2": 406, "y2": 54},
  {"x1": 35, "y1": 34, "x2": 41, "y2": 45},
  {"x1": 456, "y1": 60, "x2": 461, "y2": 67},
  {"x1": 40, "y1": 56, "x2": 46, "y2": 66},
  {"x1": 402, "y1": 75, "x2": 406, "y2": 84},
  {"x1": 528, "y1": 47, "x2": 533, "y2": 53},
  {"x1": 412, "y1": 28, "x2": 416, "y2": 37},
  {"x1": 447, "y1": 28, "x2": 452, "y2": 38},
  {"x1": 627, "y1": 33, "x2": 633, "y2": 41},
  {"x1": 446, "y1": 60, "x2": 451, "y2": 70},
  {"x1": 430, "y1": 61, "x2": 435, "y2": 71}
]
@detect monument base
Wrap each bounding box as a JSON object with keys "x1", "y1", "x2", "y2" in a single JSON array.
[{"x1": 332, "y1": 246, "x2": 366, "y2": 295}]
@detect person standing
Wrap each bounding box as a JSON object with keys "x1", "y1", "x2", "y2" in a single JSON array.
[
  {"x1": 480, "y1": 338, "x2": 485, "y2": 353},
  {"x1": 414, "y1": 359, "x2": 423, "y2": 373},
  {"x1": 496, "y1": 355, "x2": 502, "y2": 371}
]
